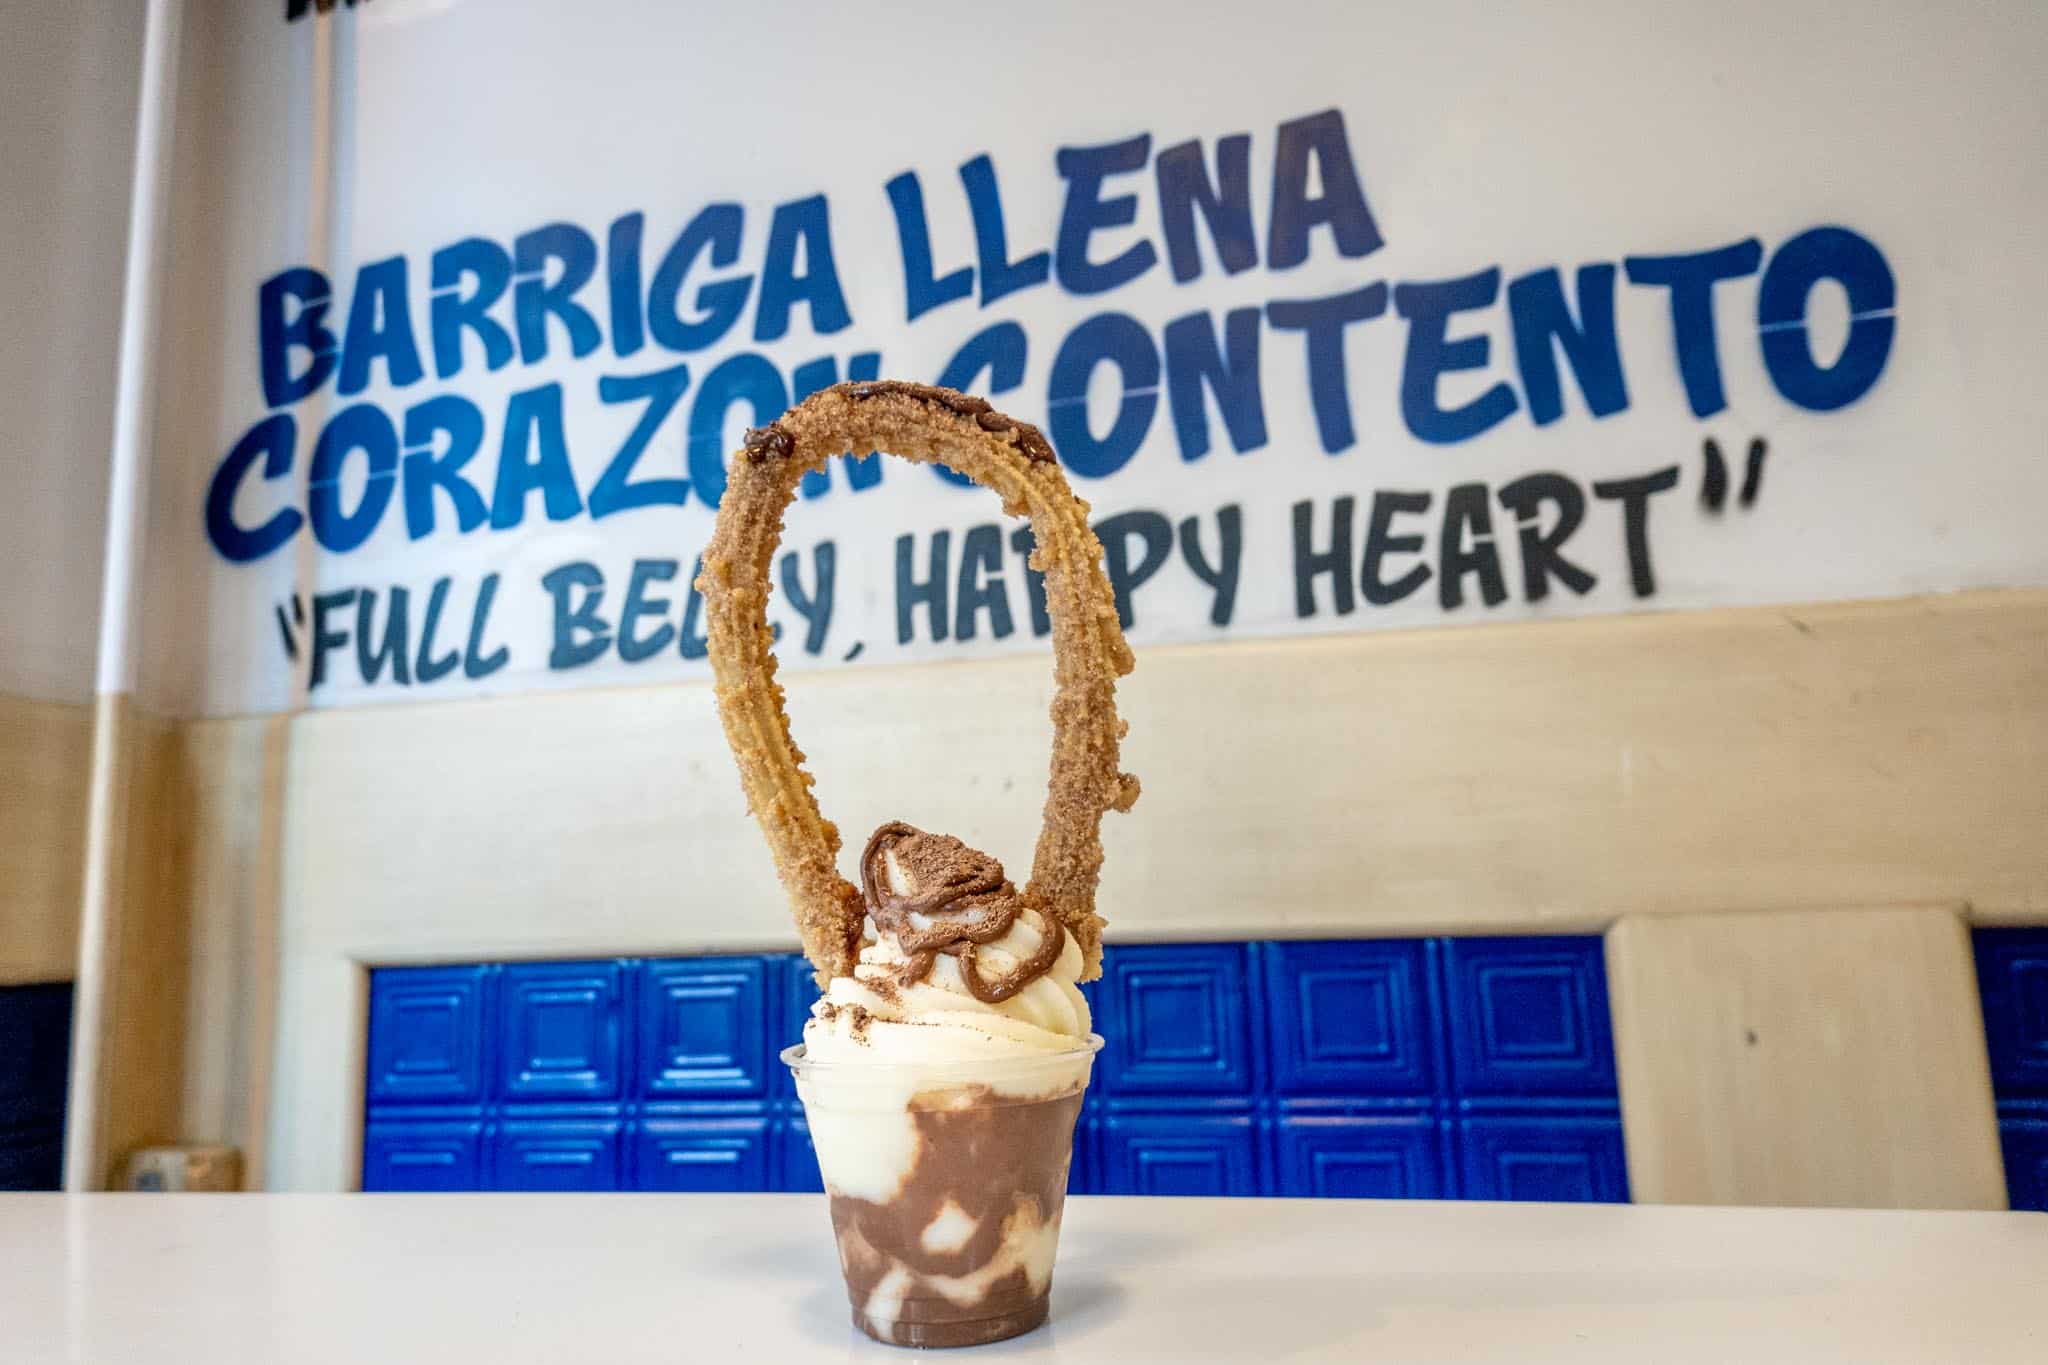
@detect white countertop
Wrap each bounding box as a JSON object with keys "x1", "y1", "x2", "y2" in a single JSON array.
[{"x1": 1, "y1": 1194, "x2": 2042, "y2": 1362}]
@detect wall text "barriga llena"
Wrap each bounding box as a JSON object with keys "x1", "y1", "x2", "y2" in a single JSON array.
[{"x1": 205, "y1": 106, "x2": 1894, "y2": 566}]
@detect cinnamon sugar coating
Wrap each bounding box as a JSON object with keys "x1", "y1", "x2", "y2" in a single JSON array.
[{"x1": 697, "y1": 381, "x2": 1138, "y2": 984}]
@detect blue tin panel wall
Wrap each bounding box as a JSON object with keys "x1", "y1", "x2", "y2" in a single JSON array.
[
  {"x1": 364, "y1": 937, "x2": 1625, "y2": 1201},
  {"x1": 0, "y1": 982, "x2": 72, "y2": 1191},
  {"x1": 1974, "y1": 928, "x2": 2048, "y2": 1212},
  {"x1": 1083, "y1": 938, "x2": 1625, "y2": 1201},
  {"x1": 365, "y1": 956, "x2": 820, "y2": 1194}
]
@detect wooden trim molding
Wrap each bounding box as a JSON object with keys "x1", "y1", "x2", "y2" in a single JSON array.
[
  {"x1": 0, "y1": 692, "x2": 93, "y2": 985},
  {"x1": 62, "y1": 698, "x2": 287, "y2": 1189},
  {"x1": 66, "y1": 694, "x2": 182, "y2": 1188}
]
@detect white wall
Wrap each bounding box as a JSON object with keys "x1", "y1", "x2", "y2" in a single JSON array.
[
  {"x1": 0, "y1": 0, "x2": 143, "y2": 704},
  {"x1": 137, "y1": 0, "x2": 2048, "y2": 719}
]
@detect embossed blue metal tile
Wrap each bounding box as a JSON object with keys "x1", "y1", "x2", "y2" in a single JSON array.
[
  {"x1": 1066, "y1": 1115, "x2": 1099, "y2": 1196},
  {"x1": 1457, "y1": 1113, "x2": 1628, "y2": 1203},
  {"x1": 635, "y1": 1117, "x2": 770, "y2": 1192},
  {"x1": 1076, "y1": 974, "x2": 1104, "y2": 1032},
  {"x1": 0, "y1": 1133, "x2": 64, "y2": 1192},
  {"x1": 774, "y1": 954, "x2": 820, "y2": 1098},
  {"x1": 640, "y1": 957, "x2": 767, "y2": 1097},
  {"x1": 776, "y1": 1112, "x2": 824, "y2": 1193},
  {"x1": 1975, "y1": 929, "x2": 2048, "y2": 1096},
  {"x1": 1274, "y1": 1114, "x2": 1444, "y2": 1199},
  {"x1": 780, "y1": 954, "x2": 820, "y2": 1044},
  {"x1": 367, "y1": 966, "x2": 488, "y2": 1105},
  {"x1": 362, "y1": 938, "x2": 1632, "y2": 1204},
  {"x1": 1094, "y1": 945, "x2": 1252, "y2": 1095},
  {"x1": 363, "y1": 1119, "x2": 484, "y2": 1192},
  {"x1": 498, "y1": 961, "x2": 624, "y2": 1101},
  {"x1": 1265, "y1": 941, "x2": 1434, "y2": 1096},
  {"x1": 493, "y1": 1118, "x2": 624, "y2": 1191},
  {"x1": 0, "y1": 982, "x2": 69, "y2": 1190},
  {"x1": 0, "y1": 983, "x2": 72, "y2": 1141},
  {"x1": 1444, "y1": 937, "x2": 1615, "y2": 1097},
  {"x1": 1998, "y1": 1105, "x2": 2048, "y2": 1212},
  {"x1": 1099, "y1": 1112, "x2": 1259, "y2": 1195}
]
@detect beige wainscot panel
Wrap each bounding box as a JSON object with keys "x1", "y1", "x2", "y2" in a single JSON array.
[
  {"x1": 281, "y1": 586, "x2": 2048, "y2": 958},
  {"x1": 0, "y1": 693, "x2": 94, "y2": 984},
  {"x1": 63, "y1": 701, "x2": 288, "y2": 1189},
  {"x1": 261, "y1": 587, "x2": 2047, "y2": 1188},
  {"x1": 1607, "y1": 906, "x2": 2007, "y2": 1210},
  {"x1": 172, "y1": 714, "x2": 290, "y2": 1186}
]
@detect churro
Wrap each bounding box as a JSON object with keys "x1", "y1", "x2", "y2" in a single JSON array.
[{"x1": 698, "y1": 381, "x2": 1138, "y2": 985}]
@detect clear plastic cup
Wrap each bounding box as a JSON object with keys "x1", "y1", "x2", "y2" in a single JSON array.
[{"x1": 783, "y1": 1036, "x2": 1103, "y2": 1349}]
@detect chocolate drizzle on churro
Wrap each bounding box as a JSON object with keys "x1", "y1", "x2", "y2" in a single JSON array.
[
  {"x1": 859, "y1": 822, "x2": 1066, "y2": 1004},
  {"x1": 744, "y1": 380, "x2": 1057, "y2": 466}
]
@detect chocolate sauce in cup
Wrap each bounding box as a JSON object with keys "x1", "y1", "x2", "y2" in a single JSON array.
[{"x1": 785, "y1": 1037, "x2": 1102, "y2": 1348}]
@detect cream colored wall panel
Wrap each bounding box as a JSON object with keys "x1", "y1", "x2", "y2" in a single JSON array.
[
  {"x1": 0, "y1": 693, "x2": 93, "y2": 984},
  {"x1": 280, "y1": 587, "x2": 2048, "y2": 968},
  {"x1": 1607, "y1": 907, "x2": 2007, "y2": 1210},
  {"x1": 173, "y1": 714, "x2": 288, "y2": 1187},
  {"x1": 263, "y1": 954, "x2": 365, "y2": 1194}
]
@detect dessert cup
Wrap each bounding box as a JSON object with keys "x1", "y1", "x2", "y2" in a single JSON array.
[{"x1": 785, "y1": 1036, "x2": 1103, "y2": 1348}]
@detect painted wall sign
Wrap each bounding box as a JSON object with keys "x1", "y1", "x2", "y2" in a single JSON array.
[{"x1": 169, "y1": 0, "x2": 2048, "y2": 714}]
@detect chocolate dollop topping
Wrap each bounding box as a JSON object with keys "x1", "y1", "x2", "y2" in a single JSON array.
[{"x1": 859, "y1": 822, "x2": 1066, "y2": 1004}]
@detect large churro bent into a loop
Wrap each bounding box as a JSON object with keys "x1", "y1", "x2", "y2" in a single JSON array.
[{"x1": 697, "y1": 381, "x2": 1139, "y2": 985}]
